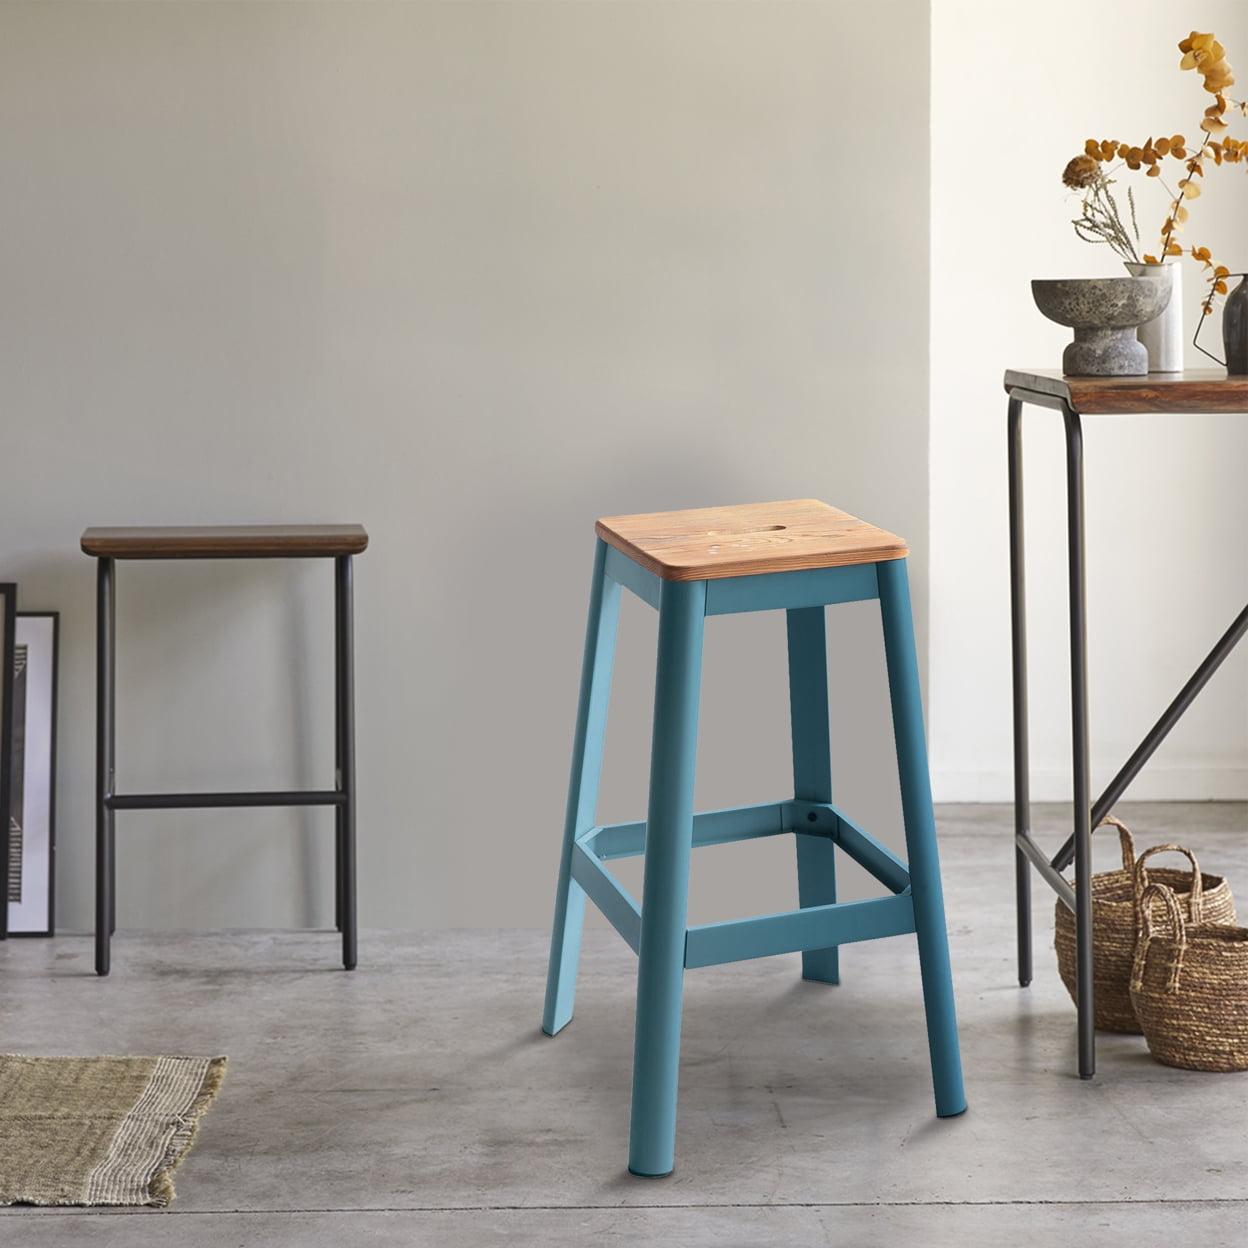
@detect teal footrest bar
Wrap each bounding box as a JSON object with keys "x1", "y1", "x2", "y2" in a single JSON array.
[
  {"x1": 685, "y1": 892, "x2": 916, "y2": 968},
  {"x1": 573, "y1": 799, "x2": 917, "y2": 966},
  {"x1": 569, "y1": 841, "x2": 641, "y2": 954}
]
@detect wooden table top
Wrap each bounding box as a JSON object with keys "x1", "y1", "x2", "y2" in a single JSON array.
[
  {"x1": 596, "y1": 499, "x2": 907, "y2": 582},
  {"x1": 81, "y1": 524, "x2": 369, "y2": 559},
  {"x1": 1004, "y1": 369, "x2": 1248, "y2": 414}
]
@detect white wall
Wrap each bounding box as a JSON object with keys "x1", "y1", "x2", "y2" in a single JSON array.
[
  {"x1": 931, "y1": 0, "x2": 1248, "y2": 805},
  {"x1": 1, "y1": 2, "x2": 932, "y2": 933}
]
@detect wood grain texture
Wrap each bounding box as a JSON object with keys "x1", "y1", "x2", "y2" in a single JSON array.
[
  {"x1": 595, "y1": 500, "x2": 906, "y2": 582},
  {"x1": 80, "y1": 524, "x2": 369, "y2": 560},
  {"x1": 1004, "y1": 368, "x2": 1248, "y2": 414}
]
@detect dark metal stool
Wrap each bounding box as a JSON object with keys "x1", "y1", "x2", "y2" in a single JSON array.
[{"x1": 80, "y1": 524, "x2": 368, "y2": 975}]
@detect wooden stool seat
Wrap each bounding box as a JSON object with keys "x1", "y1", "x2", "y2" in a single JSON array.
[
  {"x1": 80, "y1": 524, "x2": 369, "y2": 560},
  {"x1": 595, "y1": 499, "x2": 906, "y2": 582}
]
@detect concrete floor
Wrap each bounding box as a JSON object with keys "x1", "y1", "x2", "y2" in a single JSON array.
[{"x1": 1, "y1": 802, "x2": 1245, "y2": 1246}]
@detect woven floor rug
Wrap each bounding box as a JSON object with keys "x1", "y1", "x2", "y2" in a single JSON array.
[{"x1": 0, "y1": 1054, "x2": 226, "y2": 1207}]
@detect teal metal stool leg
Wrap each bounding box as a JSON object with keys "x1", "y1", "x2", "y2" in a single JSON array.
[
  {"x1": 628, "y1": 578, "x2": 706, "y2": 1177},
  {"x1": 877, "y1": 558, "x2": 967, "y2": 1117},
  {"x1": 543, "y1": 539, "x2": 622, "y2": 1036},
  {"x1": 786, "y1": 607, "x2": 839, "y2": 984}
]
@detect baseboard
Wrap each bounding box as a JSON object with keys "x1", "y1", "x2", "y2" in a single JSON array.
[{"x1": 932, "y1": 766, "x2": 1248, "y2": 805}]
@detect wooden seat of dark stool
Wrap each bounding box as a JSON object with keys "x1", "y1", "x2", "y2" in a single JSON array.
[{"x1": 81, "y1": 524, "x2": 369, "y2": 560}]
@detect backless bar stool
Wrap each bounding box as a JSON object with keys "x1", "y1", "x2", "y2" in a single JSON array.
[
  {"x1": 542, "y1": 500, "x2": 965, "y2": 1177},
  {"x1": 80, "y1": 524, "x2": 368, "y2": 975}
]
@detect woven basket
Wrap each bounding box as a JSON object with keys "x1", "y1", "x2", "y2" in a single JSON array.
[
  {"x1": 1054, "y1": 816, "x2": 1236, "y2": 1033},
  {"x1": 1131, "y1": 883, "x2": 1248, "y2": 1072}
]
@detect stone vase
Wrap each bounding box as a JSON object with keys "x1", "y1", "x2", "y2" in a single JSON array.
[
  {"x1": 1031, "y1": 276, "x2": 1172, "y2": 377},
  {"x1": 1124, "y1": 261, "x2": 1183, "y2": 372},
  {"x1": 1224, "y1": 275, "x2": 1248, "y2": 375}
]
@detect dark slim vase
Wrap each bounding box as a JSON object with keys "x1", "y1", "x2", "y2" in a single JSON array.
[{"x1": 1225, "y1": 276, "x2": 1248, "y2": 375}]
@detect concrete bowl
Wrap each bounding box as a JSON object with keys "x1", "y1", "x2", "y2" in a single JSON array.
[
  {"x1": 1032, "y1": 275, "x2": 1172, "y2": 375},
  {"x1": 1031, "y1": 276, "x2": 1171, "y2": 330}
]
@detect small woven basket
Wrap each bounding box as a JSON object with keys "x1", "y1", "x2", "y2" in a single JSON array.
[
  {"x1": 1130, "y1": 883, "x2": 1248, "y2": 1072},
  {"x1": 1054, "y1": 816, "x2": 1236, "y2": 1033}
]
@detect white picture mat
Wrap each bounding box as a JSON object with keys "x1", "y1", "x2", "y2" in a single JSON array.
[{"x1": 9, "y1": 615, "x2": 54, "y2": 933}]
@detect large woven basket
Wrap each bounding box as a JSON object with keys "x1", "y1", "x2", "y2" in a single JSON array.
[
  {"x1": 1131, "y1": 883, "x2": 1248, "y2": 1072},
  {"x1": 1054, "y1": 816, "x2": 1236, "y2": 1033}
]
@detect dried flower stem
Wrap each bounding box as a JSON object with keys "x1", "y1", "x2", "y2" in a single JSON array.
[
  {"x1": 1066, "y1": 31, "x2": 1246, "y2": 325},
  {"x1": 1068, "y1": 170, "x2": 1140, "y2": 263}
]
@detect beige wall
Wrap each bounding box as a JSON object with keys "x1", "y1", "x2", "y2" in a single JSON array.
[
  {"x1": 930, "y1": 1, "x2": 1248, "y2": 804},
  {"x1": 1, "y1": 2, "x2": 932, "y2": 933}
]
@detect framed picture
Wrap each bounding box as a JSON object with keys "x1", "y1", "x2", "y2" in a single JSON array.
[
  {"x1": 0, "y1": 585, "x2": 13, "y2": 939},
  {"x1": 7, "y1": 612, "x2": 57, "y2": 936}
]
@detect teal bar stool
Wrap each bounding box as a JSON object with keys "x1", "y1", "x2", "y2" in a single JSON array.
[{"x1": 542, "y1": 499, "x2": 966, "y2": 1177}]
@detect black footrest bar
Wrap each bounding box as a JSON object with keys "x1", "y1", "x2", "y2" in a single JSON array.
[{"x1": 107, "y1": 790, "x2": 346, "y2": 810}]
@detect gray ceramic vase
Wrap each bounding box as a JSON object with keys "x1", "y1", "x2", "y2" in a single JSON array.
[
  {"x1": 1032, "y1": 276, "x2": 1172, "y2": 376},
  {"x1": 1224, "y1": 275, "x2": 1248, "y2": 375}
]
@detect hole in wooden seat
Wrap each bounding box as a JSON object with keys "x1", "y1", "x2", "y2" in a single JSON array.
[{"x1": 707, "y1": 525, "x2": 786, "y2": 536}]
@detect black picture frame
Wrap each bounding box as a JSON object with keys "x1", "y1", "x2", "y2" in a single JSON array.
[
  {"x1": 0, "y1": 584, "x2": 15, "y2": 941},
  {"x1": 8, "y1": 612, "x2": 58, "y2": 936}
]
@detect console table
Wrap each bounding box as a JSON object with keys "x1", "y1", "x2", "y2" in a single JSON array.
[{"x1": 1003, "y1": 368, "x2": 1248, "y2": 1078}]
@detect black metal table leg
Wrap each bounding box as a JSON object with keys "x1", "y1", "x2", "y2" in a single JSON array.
[
  {"x1": 1061, "y1": 405, "x2": 1095, "y2": 1078},
  {"x1": 95, "y1": 558, "x2": 115, "y2": 976},
  {"x1": 1009, "y1": 390, "x2": 1095, "y2": 1077},
  {"x1": 1007, "y1": 396, "x2": 1032, "y2": 988},
  {"x1": 336, "y1": 554, "x2": 357, "y2": 970}
]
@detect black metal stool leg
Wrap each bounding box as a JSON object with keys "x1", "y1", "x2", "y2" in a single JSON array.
[
  {"x1": 1062, "y1": 406, "x2": 1094, "y2": 1078},
  {"x1": 334, "y1": 564, "x2": 345, "y2": 935},
  {"x1": 1008, "y1": 397, "x2": 1032, "y2": 988},
  {"x1": 108, "y1": 581, "x2": 117, "y2": 939},
  {"x1": 95, "y1": 558, "x2": 115, "y2": 975},
  {"x1": 109, "y1": 826, "x2": 116, "y2": 936},
  {"x1": 336, "y1": 555, "x2": 357, "y2": 970},
  {"x1": 334, "y1": 812, "x2": 345, "y2": 933}
]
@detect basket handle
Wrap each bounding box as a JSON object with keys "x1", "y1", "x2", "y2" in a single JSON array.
[
  {"x1": 1096, "y1": 814, "x2": 1136, "y2": 875},
  {"x1": 1130, "y1": 883, "x2": 1187, "y2": 995},
  {"x1": 1132, "y1": 842, "x2": 1205, "y2": 922}
]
